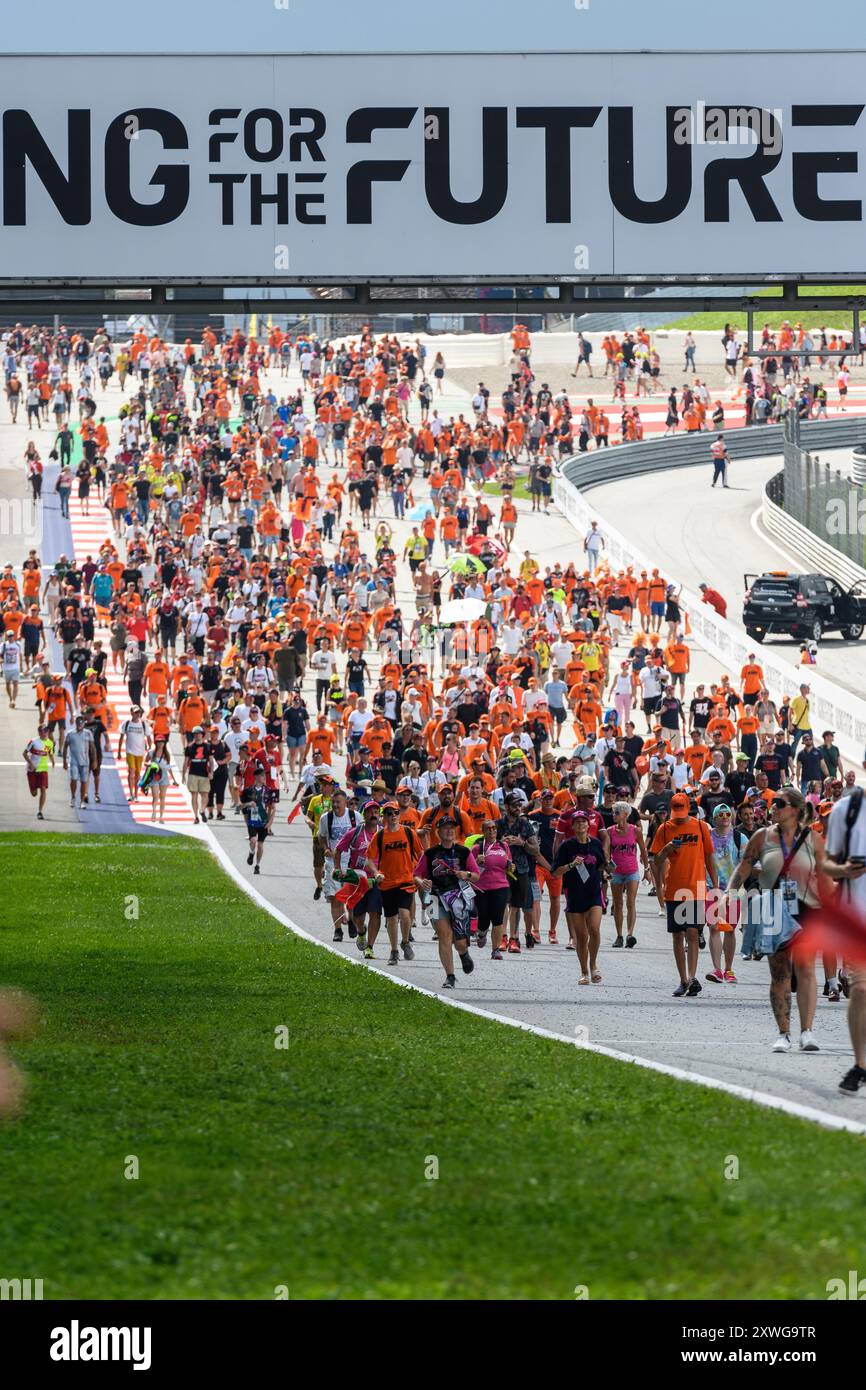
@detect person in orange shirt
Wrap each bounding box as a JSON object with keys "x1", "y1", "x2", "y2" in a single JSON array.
[
  {"x1": 143, "y1": 650, "x2": 171, "y2": 707},
  {"x1": 664, "y1": 637, "x2": 690, "y2": 696},
  {"x1": 305, "y1": 714, "x2": 337, "y2": 764},
  {"x1": 736, "y1": 707, "x2": 761, "y2": 770},
  {"x1": 364, "y1": 802, "x2": 423, "y2": 962},
  {"x1": 682, "y1": 731, "x2": 710, "y2": 782},
  {"x1": 740, "y1": 654, "x2": 765, "y2": 706}
]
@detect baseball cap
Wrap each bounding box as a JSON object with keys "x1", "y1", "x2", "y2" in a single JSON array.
[
  {"x1": 363, "y1": 801, "x2": 381, "y2": 816},
  {"x1": 735, "y1": 753, "x2": 749, "y2": 762},
  {"x1": 670, "y1": 792, "x2": 690, "y2": 816}
]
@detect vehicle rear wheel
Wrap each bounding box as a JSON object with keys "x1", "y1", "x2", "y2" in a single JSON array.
[
  {"x1": 745, "y1": 628, "x2": 765, "y2": 644},
  {"x1": 812, "y1": 617, "x2": 823, "y2": 643},
  {"x1": 842, "y1": 623, "x2": 864, "y2": 640}
]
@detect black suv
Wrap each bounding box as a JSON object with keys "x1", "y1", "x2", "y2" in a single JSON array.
[{"x1": 743, "y1": 571, "x2": 866, "y2": 643}]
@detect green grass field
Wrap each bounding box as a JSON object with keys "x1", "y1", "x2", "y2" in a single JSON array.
[
  {"x1": 3, "y1": 832, "x2": 866, "y2": 1300},
  {"x1": 668, "y1": 285, "x2": 866, "y2": 334}
]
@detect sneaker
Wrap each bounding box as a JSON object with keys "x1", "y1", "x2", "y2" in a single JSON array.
[
  {"x1": 548, "y1": 930, "x2": 558, "y2": 944},
  {"x1": 246, "y1": 852, "x2": 254, "y2": 866},
  {"x1": 524, "y1": 933, "x2": 535, "y2": 950},
  {"x1": 648, "y1": 885, "x2": 656, "y2": 897},
  {"x1": 626, "y1": 935, "x2": 637, "y2": 949},
  {"x1": 840, "y1": 973, "x2": 851, "y2": 999},
  {"x1": 829, "y1": 987, "x2": 841, "y2": 1002},
  {"x1": 491, "y1": 948, "x2": 503, "y2": 960},
  {"x1": 388, "y1": 948, "x2": 400, "y2": 965},
  {"x1": 253, "y1": 865, "x2": 260, "y2": 875},
  {"x1": 612, "y1": 936, "x2": 624, "y2": 948},
  {"x1": 460, "y1": 952, "x2": 475, "y2": 975},
  {"x1": 705, "y1": 969, "x2": 725, "y2": 984},
  {"x1": 442, "y1": 974, "x2": 456, "y2": 990},
  {"x1": 508, "y1": 937, "x2": 521, "y2": 954},
  {"x1": 531, "y1": 926, "x2": 541, "y2": 943},
  {"x1": 332, "y1": 928, "x2": 344, "y2": 943},
  {"x1": 313, "y1": 886, "x2": 322, "y2": 901},
  {"x1": 401, "y1": 941, "x2": 415, "y2": 961},
  {"x1": 475, "y1": 929, "x2": 488, "y2": 950},
  {"x1": 363, "y1": 945, "x2": 374, "y2": 960},
  {"x1": 723, "y1": 970, "x2": 737, "y2": 983},
  {"x1": 823, "y1": 980, "x2": 830, "y2": 997},
  {"x1": 347, "y1": 922, "x2": 357, "y2": 939},
  {"x1": 355, "y1": 933, "x2": 367, "y2": 954},
  {"x1": 36, "y1": 810, "x2": 44, "y2": 820},
  {"x1": 686, "y1": 978, "x2": 702, "y2": 997},
  {"x1": 698, "y1": 934, "x2": 706, "y2": 949},
  {"x1": 799, "y1": 1029, "x2": 820, "y2": 1052},
  {"x1": 772, "y1": 1033, "x2": 791, "y2": 1053},
  {"x1": 839, "y1": 1065, "x2": 866, "y2": 1095},
  {"x1": 672, "y1": 981, "x2": 689, "y2": 997}
]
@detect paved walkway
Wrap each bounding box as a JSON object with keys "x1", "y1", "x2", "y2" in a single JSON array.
[{"x1": 1, "y1": 349, "x2": 862, "y2": 1127}]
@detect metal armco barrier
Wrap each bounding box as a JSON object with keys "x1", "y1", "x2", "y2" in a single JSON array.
[
  {"x1": 560, "y1": 416, "x2": 866, "y2": 493},
  {"x1": 553, "y1": 424, "x2": 866, "y2": 769},
  {"x1": 763, "y1": 473, "x2": 866, "y2": 591}
]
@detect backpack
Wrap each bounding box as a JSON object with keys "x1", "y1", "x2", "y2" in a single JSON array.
[
  {"x1": 325, "y1": 808, "x2": 359, "y2": 841},
  {"x1": 830, "y1": 788, "x2": 865, "y2": 867}
]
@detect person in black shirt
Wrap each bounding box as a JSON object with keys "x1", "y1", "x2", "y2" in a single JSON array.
[
  {"x1": 658, "y1": 687, "x2": 686, "y2": 745},
  {"x1": 622, "y1": 722, "x2": 644, "y2": 763},
  {"x1": 205, "y1": 729, "x2": 230, "y2": 820},
  {"x1": 376, "y1": 742, "x2": 402, "y2": 794},
  {"x1": 725, "y1": 755, "x2": 755, "y2": 808},
  {"x1": 638, "y1": 772, "x2": 673, "y2": 823},
  {"x1": 346, "y1": 653, "x2": 370, "y2": 697},
  {"x1": 603, "y1": 736, "x2": 638, "y2": 796},
  {"x1": 67, "y1": 642, "x2": 92, "y2": 692},
  {"x1": 689, "y1": 686, "x2": 712, "y2": 733},
  {"x1": 795, "y1": 733, "x2": 829, "y2": 792}
]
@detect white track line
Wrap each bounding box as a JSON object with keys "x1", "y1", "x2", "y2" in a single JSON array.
[
  {"x1": 200, "y1": 827, "x2": 866, "y2": 1138},
  {"x1": 750, "y1": 504, "x2": 808, "y2": 574}
]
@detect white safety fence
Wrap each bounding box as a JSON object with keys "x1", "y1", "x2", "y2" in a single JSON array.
[{"x1": 554, "y1": 470, "x2": 866, "y2": 770}]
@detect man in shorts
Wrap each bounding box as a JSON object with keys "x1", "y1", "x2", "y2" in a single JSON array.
[
  {"x1": 241, "y1": 766, "x2": 271, "y2": 875},
  {"x1": 364, "y1": 801, "x2": 423, "y2": 965},
  {"x1": 652, "y1": 791, "x2": 719, "y2": 998},
  {"x1": 62, "y1": 714, "x2": 95, "y2": 809},
  {"x1": 183, "y1": 724, "x2": 214, "y2": 825},
  {"x1": 23, "y1": 725, "x2": 55, "y2": 820},
  {"x1": 117, "y1": 704, "x2": 150, "y2": 801}
]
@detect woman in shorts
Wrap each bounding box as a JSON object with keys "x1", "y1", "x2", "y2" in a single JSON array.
[
  {"x1": 147, "y1": 738, "x2": 177, "y2": 824},
  {"x1": 413, "y1": 816, "x2": 481, "y2": 990},
  {"x1": 608, "y1": 800, "x2": 650, "y2": 948},
  {"x1": 550, "y1": 811, "x2": 607, "y2": 985},
  {"x1": 473, "y1": 819, "x2": 513, "y2": 959}
]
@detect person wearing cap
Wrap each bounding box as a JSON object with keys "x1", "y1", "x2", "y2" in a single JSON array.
[
  {"x1": 364, "y1": 802, "x2": 423, "y2": 966},
  {"x1": 420, "y1": 784, "x2": 470, "y2": 848},
  {"x1": 183, "y1": 724, "x2": 215, "y2": 825},
  {"x1": 117, "y1": 704, "x2": 151, "y2": 801},
  {"x1": 651, "y1": 791, "x2": 719, "y2": 997},
  {"x1": 62, "y1": 713, "x2": 95, "y2": 809},
  {"x1": 318, "y1": 788, "x2": 363, "y2": 941},
  {"x1": 301, "y1": 765, "x2": 338, "y2": 895},
  {"x1": 697, "y1": 767, "x2": 729, "y2": 823},
  {"x1": 241, "y1": 766, "x2": 271, "y2": 875},
  {"x1": 496, "y1": 792, "x2": 542, "y2": 952},
  {"x1": 549, "y1": 810, "x2": 607, "y2": 982},
  {"x1": 205, "y1": 724, "x2": 231, "y2": 820},
  {"x1": 413, "y1": 815, "x2": 481, "y2": 988},
  {"x1": 529, "y1": 788, "x2": 561, "y2": 943},
  {"x1": 333, "y1": 799, "x2": 384, "y2": 955}
]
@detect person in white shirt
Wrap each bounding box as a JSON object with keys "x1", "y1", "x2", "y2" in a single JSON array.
[
  {"x1": 347, "y1": 699, "x2": 373, "y2": 749},
  {"x1": 583, "y1": 521, "x2": 605, "y2": 573},
  {"x1": 499, "y1": 619, "x2": 523, "y2": 656},
  {"x1": 638, "y1": 663, "x2": 663, "y2": 729},
  {"x1": 671, "y1": 750, "x2": 690, "y2": 791}
]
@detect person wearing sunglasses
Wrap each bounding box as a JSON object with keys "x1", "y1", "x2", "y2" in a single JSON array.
[{"x1": 727, "y1": 789, "x2": 858, "y2": 1052}]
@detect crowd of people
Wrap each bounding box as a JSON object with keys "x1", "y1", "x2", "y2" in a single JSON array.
[{"x1": 3, "y1": 315, "x2": 866, "y2": 1096}]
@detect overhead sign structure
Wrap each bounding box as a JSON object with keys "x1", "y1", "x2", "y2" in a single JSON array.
[{"x1": 1, "y1": 51, "x2": 865, "y2": 282}]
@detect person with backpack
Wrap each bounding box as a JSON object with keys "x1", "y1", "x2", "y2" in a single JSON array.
[
  {"x1": 365, "y1": 802, "x2": 424, "y2": 966},
  {"x1": 413, "y1": 815, "x2": 481, "y2": 989},
  {"x1": 318, "y1": 788, "x2": 360, "y2": 942},
  {"x1": 241, "y1": 765, "x2": 271, "y2": 875}
]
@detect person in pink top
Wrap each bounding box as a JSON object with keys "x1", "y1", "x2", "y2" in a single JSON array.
[
  {"x1": 608, "y1": 800, "x2": 650, "y2": 949},
  {"x1": 472, "y1": 818, "x2": 513, "y2": 959}
]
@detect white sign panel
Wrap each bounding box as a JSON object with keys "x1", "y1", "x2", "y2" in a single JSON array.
[{"x1": 0, "y1": 52, "x2": 864, "y2": 280}]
